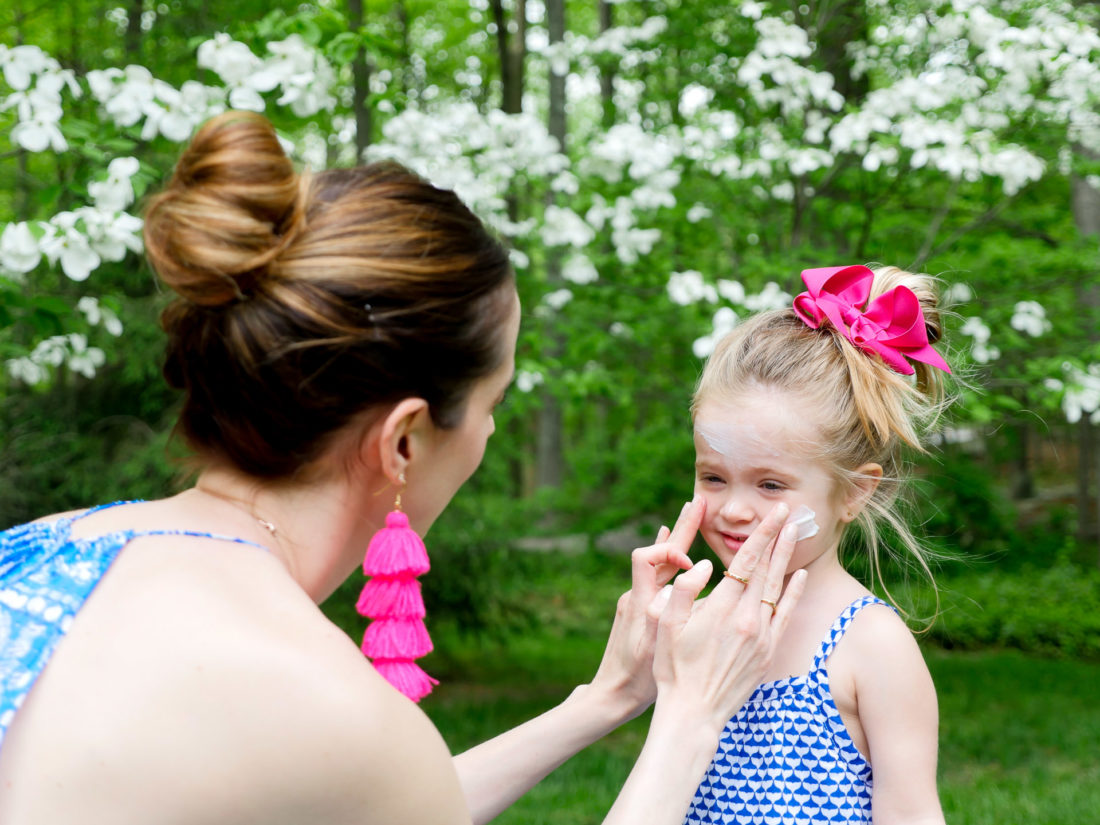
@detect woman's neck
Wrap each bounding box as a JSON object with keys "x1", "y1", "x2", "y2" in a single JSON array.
[{"x1": 188, "y1": 464, "x2": 384, "y2": 603}]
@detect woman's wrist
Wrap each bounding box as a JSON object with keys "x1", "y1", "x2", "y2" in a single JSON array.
[
  {"x1": 652, "y1": 685, "x2": 733, "y2": 743},
  {"x1": 566, "y1": 679, "x2": 648, "y2": 734}
]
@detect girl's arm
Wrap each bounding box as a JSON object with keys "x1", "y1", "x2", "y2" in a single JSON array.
[{"x1": 852, "y1": 613, "x2": 946, "y2": 825}]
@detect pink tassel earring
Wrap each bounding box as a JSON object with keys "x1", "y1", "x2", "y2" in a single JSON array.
[{"x1": 356, "y1": 475, "x2": 438, "y2": 702}]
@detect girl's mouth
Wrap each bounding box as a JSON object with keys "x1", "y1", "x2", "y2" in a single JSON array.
[{"x1": 721, "y1": 533, "x2": 749, "y2": 553}]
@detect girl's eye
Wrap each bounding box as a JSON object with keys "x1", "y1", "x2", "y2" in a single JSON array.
[
  {"x1": 699, "y1": 473, "x2": 724, "y2": 484},
  {"x1": 761, "y1": 481, "x2": 786, "y2": 492}
]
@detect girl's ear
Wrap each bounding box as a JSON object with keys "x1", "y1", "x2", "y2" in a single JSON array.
[
  {"x1": 841, "y1": 462, "x2": 883, "y2": 521},
  {"x1": 358, "y1": 397, "x2": 431, "y2": 486}
]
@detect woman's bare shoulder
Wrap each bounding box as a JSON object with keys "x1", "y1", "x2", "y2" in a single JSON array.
[
  {"x1": 138, "y1": 573, "x2": 472, "y2": 824},
  {"x1": 2, "y1": 545, "x2": 469, "y2": 825},
  {"x1": 220, "y1": 637, "x2": 471, "y2": 825}
]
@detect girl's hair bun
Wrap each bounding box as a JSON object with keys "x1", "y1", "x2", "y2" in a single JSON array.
[
  {"x1": 144, "y1": 111, "x2": 303, "y2": 306},
  {"x1": 867, "y1": 264, "x2": 946, "y2": 400}
]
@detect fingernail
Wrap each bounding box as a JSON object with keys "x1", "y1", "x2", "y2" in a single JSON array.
[
  {"x1": 782, "y1": 523, "x2": 798, "y2": 541},
  {"x1": 695, "y1": 558, "x2": 713, "y2": 576},
  {"x1": 774, "y1": 502, "x2": 790, "y2": 520}
]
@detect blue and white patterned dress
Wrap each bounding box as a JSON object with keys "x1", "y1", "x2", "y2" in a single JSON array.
[
  {"x1": 684, "y1": 595, "x2": 890, "y2": 824},
  {"x1": 0, "y1": 501, "x2": 266, "y2": 749}
]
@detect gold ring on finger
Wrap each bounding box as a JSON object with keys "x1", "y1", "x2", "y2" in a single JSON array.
[
  {"x1": 723, "y1": 570, "x2": 751, "y2": 586},
  {"x1": 760, "y1": 598, "x2": 777, "y2": 616}
]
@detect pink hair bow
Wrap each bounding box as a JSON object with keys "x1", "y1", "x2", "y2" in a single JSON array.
[{"x1": 792, "y1": 264, "x2": 950, "y2": 375}]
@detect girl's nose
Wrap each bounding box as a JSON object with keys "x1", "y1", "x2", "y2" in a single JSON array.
[{"x1": 717, "y1": 492, "x2": 755, "y2": 525}]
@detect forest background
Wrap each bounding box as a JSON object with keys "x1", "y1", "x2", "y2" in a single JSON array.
[{"x1": 2, "y1": 0, "x2": 1100, "y2": 821}]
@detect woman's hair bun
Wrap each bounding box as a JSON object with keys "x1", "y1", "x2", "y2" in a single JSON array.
[{"x1": 144, "y1": 111, "x2": 303, "y2": 306}]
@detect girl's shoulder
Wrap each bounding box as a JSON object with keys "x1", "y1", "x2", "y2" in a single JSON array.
[{"x1": 828, "y1": 596, "x2": 931, "y2": 692}]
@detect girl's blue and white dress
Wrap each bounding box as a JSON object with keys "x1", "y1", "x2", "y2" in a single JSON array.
[{"x1": 684, "y1": 595, "x2": 889, "y2": 824}]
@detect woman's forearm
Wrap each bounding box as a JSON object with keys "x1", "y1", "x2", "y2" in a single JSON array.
[
  {"x1": 602, "y1": 699, "x2": 721, "y2": 825},
  {"x1": 452, "y1": 683, "x2": 636, "y2": 825},
  {"x1": 602, "y1": 701, "x2": 721, "y2": 825}
]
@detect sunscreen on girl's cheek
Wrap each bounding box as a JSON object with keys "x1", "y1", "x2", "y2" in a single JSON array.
[{"x1": 787, "y1": 505, "x2": 819, "y2": 541}]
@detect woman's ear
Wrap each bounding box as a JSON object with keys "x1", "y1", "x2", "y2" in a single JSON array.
[
  {"x1": 841, "y1": 462, "x2": 883, "y2": 521},
  {"x1": 358, "y1": 398, "x2": 431, "y2": 486}
]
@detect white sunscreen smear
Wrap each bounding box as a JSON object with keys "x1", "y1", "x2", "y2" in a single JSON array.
[
  {"x1": 787, "y1": 505, "x2": 819, "y2": 541},
  {"x1": 695, "y1": 423, "x2": 779, "y2": 459}
]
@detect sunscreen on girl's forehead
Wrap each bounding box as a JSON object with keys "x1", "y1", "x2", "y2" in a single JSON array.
[
  {"x1": 787, "y1": 505, "x2": 819, "y2": 541},
  {"x1": 694, "y1": 422, "x2": 779, "y2": 459}
]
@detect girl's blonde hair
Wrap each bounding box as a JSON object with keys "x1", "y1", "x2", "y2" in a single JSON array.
[{"x1": 692, "y1": 265, "x2": 952, "y2": 622}]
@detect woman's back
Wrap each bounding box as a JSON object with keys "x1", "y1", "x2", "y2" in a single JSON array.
[{"x1": 0, "y1": 500, "x2": 468, "y2": 825}]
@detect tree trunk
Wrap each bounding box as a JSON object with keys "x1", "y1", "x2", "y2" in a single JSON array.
[
  {"x1": 394, "y1": 0, "x2": 410, "y2": 97},
  {"x1": 348, "y1": 0, "x2": 372, "y2": 156},
  {"x1": 490, "y1": 0, "x2": 526, "y2": 114},
  {"x1": 1010, "y1": 420, "x2": 1034, "y2": 500},
  {"x1": 535, "y1": 0, "x2": 567, "y2": 491},
  {"x1": 546, "y1": 0, "x2": 566, "y2": 151},
  {"x1": 1071, "y1": 145, "x2": 1100, "y2": 560},
  {"x1": 598, "y1": 0, "x2": 614, "y2": 128},
  {"x1": 125, "y1": 0, "x2": 143, "y2": 59}
]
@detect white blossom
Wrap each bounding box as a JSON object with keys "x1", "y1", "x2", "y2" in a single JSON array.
[
  {"x1": 39, "y1": 214, "x2": 101, "y2": 282},
  {"x1": 668, "y1": 270, "x2": 718, "y2": 305},
  {"x1": 88, "y1": 157, "x2": 140, "y2": 212},
  {"x1": 943, "y1": 282, "x2": 974, "y2": 304},
  {"x1": 960, "y1": 316, "x2": 1000, "y2": 363},
  {"x1": 686, "y1": 203, "x2": 712, "y2": 223},
  {"x1": 717, "y1": 279, "x2": 746, "y2": 304},
  {"x1": 1058, "y1": 362, "x2": 1100, "y2": 424},
  {"x1": 7, "y1": 357, "x2": 47, "y2": 385},
  {"x1": 7, "y1": 333, "x2": 107, "y2": 383},
  {"x1": 0, "y1": 45, "x2": 54, "y2": 91},
  {"x1": 10, "y1": 107, "x2": 66, "y2": 152},
  {"x1": 267, "y1": 35, "x2": 337, "y2": 116},
  {"x1": 562, "y1": 254, "x2": 599, "y2": 284},
  {"x1": 693, "y1": 307, "x2": 741, "y2": 358},
  {"x1": 0, "y1": 222, "x2": 42, "y2": 276},
  {"x1": 1010, "y1": 300, "x2": 1051, "y2": 337},
  {"x1": 542, "y1": 206, "x2": 595, "y2": 248},
  {"x1": 743, "y1": 282, "x2": 792, "y2": 312},
  {"x1": 516, "y1": 370, "x2": 545, "y2": 393},
  {"x1": 543, "y1": 288, "x2": 574, "y2": 310},
  {"x1": 679, "y1": 83, "x2": 714, "y2": 118}
]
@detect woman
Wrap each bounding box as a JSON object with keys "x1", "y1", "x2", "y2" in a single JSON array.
[{"x1": 0, "y1": 112, "x2": 804, "y2": 825}]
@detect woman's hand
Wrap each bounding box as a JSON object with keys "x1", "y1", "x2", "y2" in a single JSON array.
[
  {"x1": 601, "y1": 504, "x2": 806, "y2": 825},
  {"x1": 652, "y1": 502, "x2": 806, "y2": 733},
  {"x1": 586, "y1": 498, "x2": 703, "y2": 721}
]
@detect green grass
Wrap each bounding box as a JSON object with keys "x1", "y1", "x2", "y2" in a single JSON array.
[
  {"x1": 932, "y1": 649, "x2": 1100, "y2": 825},
  {"x1": 420, "y1": 638, "x2": 1100, "y2": 825}
]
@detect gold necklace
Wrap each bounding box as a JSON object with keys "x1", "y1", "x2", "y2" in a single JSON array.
[{"x1": 193, "y1": 485, "x2": 279, "y2": 540}]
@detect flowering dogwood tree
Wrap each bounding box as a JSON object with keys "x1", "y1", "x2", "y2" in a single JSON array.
[{"x1": 1, "y1": 0, "x2": 1098, "y2": 540}]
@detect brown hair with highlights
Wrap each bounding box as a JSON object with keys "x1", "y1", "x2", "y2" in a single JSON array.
[{"x1": 144, "y1": 111, "x2": 515, "y2": 478}]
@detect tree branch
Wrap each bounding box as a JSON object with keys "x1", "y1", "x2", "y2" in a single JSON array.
[{"x1": 912, "y1": 178, "x2": 960, "y2": 271}]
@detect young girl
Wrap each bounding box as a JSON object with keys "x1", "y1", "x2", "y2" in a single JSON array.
[{"x1": 683, "y1": 264, "x2": 950, "y2": 824}]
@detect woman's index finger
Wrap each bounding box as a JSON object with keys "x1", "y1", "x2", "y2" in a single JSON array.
[{"x1": 665, "y1": 496, "x2": 705, "y2": 552}]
